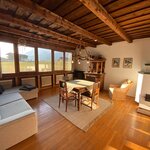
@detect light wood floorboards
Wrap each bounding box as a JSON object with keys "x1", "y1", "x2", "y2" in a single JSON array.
[{"x1": 9, "y1": 88, "x2": 150, "y2": 150}]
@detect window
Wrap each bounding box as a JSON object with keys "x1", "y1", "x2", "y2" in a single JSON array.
[
  {"x1": 65, "y1": 52, "x2": 72, "y2": 71},
  {"x1": 0, "y1": 42, "x2": 15, "y2": 73},
  {"x1": 54, "y1": 51, "x2": 64, "y2": 70},
  {"x1": 38, "y1": 48, "x2": 52, "y2": 72},
  {"x1": 18, "y1": 46, "x2": 35, "y2": 72}
]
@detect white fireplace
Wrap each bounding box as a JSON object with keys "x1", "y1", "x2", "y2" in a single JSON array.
[{"x1": 135, "y1": 72, "x2": 150, "y2": 115}]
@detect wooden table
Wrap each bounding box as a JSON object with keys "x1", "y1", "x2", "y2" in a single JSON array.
[{"x1": 66, "y1": 79, "x2": 94, "y2": 110}]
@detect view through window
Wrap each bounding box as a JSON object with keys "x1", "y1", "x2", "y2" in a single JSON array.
[
  {"x1": 65, "y1": 52, "x2": 72, "y2": 71},
  {"x1": 18, "y1": 45, "x2": 35, "y2": 72},
  {"x1": 54, "y1": 51, "x2": 64, "y2": 70},
  {"x1": 38, "y1": 48, "x2": 52, "y2": 72},
  {"x1": 0, "y1": 42, "x2": 15, "y2": 73},
  {"x1": 0, "y1": 42, "x2": 73, "y2": 74}
]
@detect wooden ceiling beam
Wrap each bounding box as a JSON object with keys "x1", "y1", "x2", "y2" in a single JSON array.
[
  {"x1": 0, "y1": 13, "x2": 95, "y2": 47},
  {"x1": 125, "y1": 25, "x2": 150, "y2": 32},
  {"x1": 111, "y1": 0, "x2": 150, "y2": 18},
  {"x1": 122, "y1": 20, "x2": 150, "y2": 29},
  {"x1": 115, "y1": 8, "x2": 150, "y2": 23},
  {"x1": 0, "y1": 25, "x2": 76, "y2": 49},
  {"x1": 119, "y1": 14, "x2": 150, "y2": 27},
  {"x1": 79, "y1": 0, "x2": 132, "y2": 43},
  {"x1": 80, "y1": 8, "x2": 150, "y2": 32},
  {"x1": 0, "y1": 33, "x2": 74, "y2": 51},
  {"x1": 3, "y1": 0, "x2": 111, "y2": 45}
]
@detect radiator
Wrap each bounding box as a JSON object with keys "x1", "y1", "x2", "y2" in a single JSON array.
[
  {"x1": 21, "y1": 77, "x2": 36, "y2": 86},
  {"x1": 56, "y1": 75, "x2": 64, "y2": 84},
  {"x1": 41, "y1": 76, "x2": 52, "y2": 87},
  {"x1": 0, "y1": 79, "x2": 13, "y2": 89}
]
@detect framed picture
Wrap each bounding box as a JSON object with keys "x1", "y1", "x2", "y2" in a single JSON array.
[
  {"x1": 112, "y1": 58, "x2": 120, "y2": 68},
  {"x1": 123, "y1": 58, "x2": 133, "y2": 68}
]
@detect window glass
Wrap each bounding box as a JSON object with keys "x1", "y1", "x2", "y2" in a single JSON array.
[
  {"x1": 0, "y1": 42, "x2": 15, "y2": 73},
  {"x1": 38, "y1": 48, "x2": 52, "y2": 72},
  {"x1": 54, "y1": 51, "x2": 63, "y2": 70},
  {"x1": 65, "y1": 52, "x2": 72, "y2": 71},
  {"x1": 18, "y1": 46, "x2": 35, "y2": 72}
]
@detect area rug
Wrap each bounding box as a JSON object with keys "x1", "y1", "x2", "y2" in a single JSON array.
[{"x1": 43, "y1": 95, "x2": 112, "y2": 132}]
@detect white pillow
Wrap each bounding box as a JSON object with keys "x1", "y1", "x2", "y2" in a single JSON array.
[
  {"x1": 127, "y1": 80, "x2": 132, "y2": 84},
  {"x1": 120, "y1": 83, "x2": 129, "y2": 88}
]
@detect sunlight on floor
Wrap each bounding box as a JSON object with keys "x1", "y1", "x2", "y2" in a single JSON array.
[
  {"x1": 128, "y1": 113, "x2": 150, "y2": 122},
  {"x1": 104, "y1": 145, "x2": 118, "y2": 150},
  {"x1": 131, "y1": 127, "x2": 150, "y2": 136},
  {"x1": 125, "y1": 140, "x2": 149, "y2": 150}
]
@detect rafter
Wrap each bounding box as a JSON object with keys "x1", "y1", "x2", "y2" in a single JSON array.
[
  {"x1": 0, "y1": 33, "x2": 74, "y2": 51},
  {"x1": 0, "y1": 25, "x2": 76, "y2": 49},
  {"x1": 79, "y1": 0, "x2": 132, "y2": 43},
  {"x1": 3, "y1": 0, "x2": 111, "y2": 45},
  {"x1": 0, "y1": 13, "x2": 95, "y2": 47}
]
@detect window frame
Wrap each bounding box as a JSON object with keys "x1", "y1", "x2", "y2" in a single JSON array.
[
  {"x1": 38, "y1": 47, "x2": 52, "y2": 73},
  {"x1": 65, "y1": 51, "x2": 73, "y2": 71},
  {"x1": 18, "y1": 45, "x2": 36, "y2": 73},
  {"x1": 0, "y1": 41, "x2": 16, "y2": 74},
  {"x1": 54, "y1": 50, "x2": 64, "y2": 71}
]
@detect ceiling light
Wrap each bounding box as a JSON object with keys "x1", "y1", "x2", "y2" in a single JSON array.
[{"x1": 72, "y1": 36, "x2": 91, "y2": 62}]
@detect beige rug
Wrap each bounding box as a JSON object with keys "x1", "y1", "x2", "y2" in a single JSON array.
[{"x1": 43, "y1": 95, "x2": 112, "y2": 132}]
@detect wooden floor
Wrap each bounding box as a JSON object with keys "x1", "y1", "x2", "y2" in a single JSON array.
[{"x1": 9, "y1": 88, "x2": 150, "y2": 150}]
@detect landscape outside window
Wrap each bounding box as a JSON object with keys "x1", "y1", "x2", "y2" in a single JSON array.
[
  {"x1": 0, "y1": 42, "x2": 15, "y2": 73},
  {"x1": 65, "y1": 52, "x2": 72, "y2": 71},
  {"x1": 18, "y1": 45, "x2": 35, "y2": 72},
  {"x1": 54, "y1": 51, "x2": 64, "y2": 70},
  {"x1": 38, "y1": 48, "x2": 52, "y2": 72}
]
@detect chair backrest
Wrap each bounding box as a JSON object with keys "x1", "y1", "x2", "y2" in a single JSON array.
[
  {"x1": 59, "y1": 80, "x2": 68, "y2": 98},
  {"x1": 92, "y1": 82, "x2": 100, "y2": 102}
]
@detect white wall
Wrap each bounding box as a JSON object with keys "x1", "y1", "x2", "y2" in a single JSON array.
[{"x1": 75, "y1": 38, "x2": 150, "y2": 97}]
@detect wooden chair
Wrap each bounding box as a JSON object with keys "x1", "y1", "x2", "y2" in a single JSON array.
[
  {"x1": 109, "y1": 79, "x2": 133, "y2": 100},
  {"x1": 81, "y1": 82, "x2": 100, "y2": 110},
  {"x1": 58, "y1": 80, "x2": 77, "y2": 112}
]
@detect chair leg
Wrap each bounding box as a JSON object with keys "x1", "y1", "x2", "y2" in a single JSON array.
[
  {"x1": 59, "y1": 95, "x2": 61, "y2": 108},
  {"x1": 62, "y1": 97, "x2": 64, "y2": 103},
  {"x1": 75, "y1": 99, "x2": 76, "y2": 106},
  {"x1": 91, "y1": 101, "x2": 93, "y2": 110},
  {"x1": 66, "y1": 100, "x2": 68, "y2": 112},
  {"x1": 81, "y1": 96, "x2": 82, "y2": 106}
]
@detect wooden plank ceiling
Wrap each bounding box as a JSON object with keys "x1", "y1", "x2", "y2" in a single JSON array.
[{"x1": 0, "y1": 0, "x2": 149, "y2": 49}]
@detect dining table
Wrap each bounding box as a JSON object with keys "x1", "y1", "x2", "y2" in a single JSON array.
[{"x1": 66, "y1": 79, "x2": 94, "y2": 111}]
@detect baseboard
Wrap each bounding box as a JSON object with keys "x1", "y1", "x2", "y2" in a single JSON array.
[{"x1": 137, "y1": 107, "x2": 150, "y2": 116}]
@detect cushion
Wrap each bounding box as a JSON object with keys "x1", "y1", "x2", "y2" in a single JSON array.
[
  {"x1": 0, "y1": 88, "x2": 3, "y2": 95},
  {"x1": 3, "y1": 87, "x2": 20, "y2": 95},
  {"x1": 81, "y1": 91, "x2": 92, "y2": 98},
  {"x1": 19, "y1": 87, "x2": 31, "y2": 91},
  {"x1": 20, "y1": 84, "x2": 36, "y2": 91},
  {"x1": 0, "y1": 85, "x2": 4, "y2": 92},
  {"x1": 0, "y1": 99, "x2": 33, "y2": 120},
  {"x1": 120, "y1": 83, "x2": 129, "y2": 89},
  {"x1": 127, "y1": 80, "x2": 132, "y2": 84},
  {"x1": 109, "y1": 87, "x2": 114, "y2": 94},
  {"x1": 0, "y1": 93, "x2": 23, "y2": 106},
  {"x1": 23, "y1": 84, "x2": 36, "y2": 90}
]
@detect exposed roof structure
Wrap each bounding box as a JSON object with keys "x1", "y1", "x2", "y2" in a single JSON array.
[{"x1": 0, "y1": 0, "x2": 149, "y2": 49}]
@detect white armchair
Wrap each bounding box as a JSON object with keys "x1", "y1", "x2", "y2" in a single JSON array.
[{"x1": 109, "y1": 80, "x2": 133, "y2": 100}]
